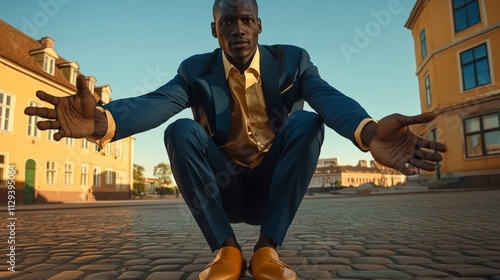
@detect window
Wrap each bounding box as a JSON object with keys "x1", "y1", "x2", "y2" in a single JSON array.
[
  {"x1": 460, "y1": 43, "x2": 490, "y2": 91},
  {"x1": 48, "y1": 129, "x2": 57, "y2": 142},
  {"x1": 430, "y1": 128, "x2": 438, "y2": 142},
  {"x1": 46, "y1": 160, "x2": 57, "y2": 185},
  {"x1": 105, "y1": 169, "x2": 113, "y2": 185},
  {"x1": 115, "y1": 170, "x2": 124, "y2": 189},
  {"x1": 93, "y1": 166, "x2": 101, "y2": 187},
  {"x1": 64, "y1": 162, "x2": 74, "y2": 186},
  {"x1": 0, "y1": 153, "x2": 6, "y2": 186},
  {"x1": 70, "y1": 68, "x2": 78, "y2": 85},
  {"x1": 43, "y1": 55, "x2": 55, "y2": 75},
  {"x1": 82, "y1": 138, "x2": 89, "y2": 151},
  {"x1": 27, "y1": 101, "x2": 40, "y2": 138},
  {"x1": 115, "y1": 141, "x2": 122, "y2": 159},
  {"x1": 0, "y1": 92, "x2": 13, "y2": 132},
  {"x1": 66, "y1": 137, "x2": 74, "y2": 146},
  {"x1": 464, "y1": 113, "x2": 500, "y2": 157},
  {"x1": 425, "y1": 75, "x2": 432, "y2": 106},
  {"x1": 81, "y1": 164, "x2": 88, "y2": 187},
  {"x1": 420, "y1": 29, "x2": 427, "y2": 59},
  {"x1": 105, "y1": 143, "x2": 112, "y2": 155},
  {"x1": 453, "y1": 0, "x2": 481, "y2": 33},
  {"x1": 94, "y1": 143, "x2": 100, "y2": 153},
  {"x1": 123, "y1": 143, "x2": 129, "y2": 160}
]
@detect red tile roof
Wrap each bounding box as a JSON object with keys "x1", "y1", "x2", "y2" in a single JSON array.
[{"x1": 0, "y1": 19, "x2": 77, "y2": 92}]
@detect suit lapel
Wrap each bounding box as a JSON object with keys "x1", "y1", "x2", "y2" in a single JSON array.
[
  {"x1": 259, "y1": 45, "x2": 286, "y2": 132},
  {"x1": 208, "y1": 50, "x2": 232, "y2": 145}
]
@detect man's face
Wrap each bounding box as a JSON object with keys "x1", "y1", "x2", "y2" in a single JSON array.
[{"x1": 211, "y1": 0, "x2": 262, "y2": 69}]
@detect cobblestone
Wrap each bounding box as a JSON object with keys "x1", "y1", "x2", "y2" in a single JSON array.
[{"x1": 0, "y1": 189, "x2": 499, "y2": 279}]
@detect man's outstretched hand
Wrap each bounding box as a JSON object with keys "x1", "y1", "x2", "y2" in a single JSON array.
[
  {"x1": 24, "y1": 75, "x2": 96, "y2": 141},
  {"x1": 368, "y1": 112, "x2": 447, "y2": 175}
]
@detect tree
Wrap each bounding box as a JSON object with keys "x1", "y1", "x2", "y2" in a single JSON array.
[
  {"x1": 153, "y1": 162, "x2": 173, "y2": 187},
  {"x1": 133, "y1": 164, "x2": 146, "y2": 198}
]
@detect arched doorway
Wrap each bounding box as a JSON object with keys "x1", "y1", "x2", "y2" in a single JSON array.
[{"x1": 24, "y1": 159, "x2": 36, "y2": 204}]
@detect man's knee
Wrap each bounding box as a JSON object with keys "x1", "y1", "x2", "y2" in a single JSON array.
[
  {"x1": 164, "y1": 118, "x2": 206, "y2": 149},
  {"x1": 287, "y1": 111, "x2": 324, "y2": 135}
]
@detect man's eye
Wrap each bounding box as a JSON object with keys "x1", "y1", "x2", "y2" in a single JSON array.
[
  {"x1": 244, "y1": 18, "x2": 253, "y2": 24},
  {"x1": 222, "y1": 20, "x2": 231, "y2": 25}
]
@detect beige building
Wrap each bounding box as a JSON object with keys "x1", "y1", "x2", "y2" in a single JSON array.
[
  {"x1": 309, "y1": 159, "x2": 406, "y2": 189},
  {"x1": 0, "y1": 20, "x2": 134, "y2": 203},
  {"x1": 405, "y1": 0, "x2": 500, "y2": 187}
]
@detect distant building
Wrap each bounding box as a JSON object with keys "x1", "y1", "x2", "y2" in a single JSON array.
[
  {"x1": 309, "y1": 160, "x2": 406, "y2": 189},
  {"x1": 317, "y1": 158, "x2": 340, "y2": 167},
  {"x1": 0, "y1": 20, "x2": 134, "y2": 203},
  {"x1": 143, "y1": 177, "x2": 158, "y2": 194},
  {"x1": 405, "y1": 0, "x2": 500, "y2": 187}
]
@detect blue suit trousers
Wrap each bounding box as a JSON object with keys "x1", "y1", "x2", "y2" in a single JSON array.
[{"x1": 164, "y1": 110, "x2": 324, "y2": 252}]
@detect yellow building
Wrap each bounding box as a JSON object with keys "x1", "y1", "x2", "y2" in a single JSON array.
[
  {"x1": 309, "y1": 159, "x2": 406, "y2": 189},
  {"x1": 0, "y1": 20, "x2": 134, "y2": 203},
  {"x1": 405, "y1": 0, "x2": 500, "y2": 187}
]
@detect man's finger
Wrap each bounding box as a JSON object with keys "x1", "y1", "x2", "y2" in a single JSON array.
[
  {"x1": 37, "y1": 120, "x2": 61, "y2": 130},
  {"x1": 417, "y1": 138, "x2": 447, "y2": 152},
  {"x1": 35, "y1": 90, "x2": 60, "y2": 105},
  {"x1": 24, "y1": 107, "x2": 57, "y2": 119},
  {"x1": 54, "y1": 130, "x2": 66, "y2": 141},
  {"x1": 400, "y1": 112, "x2": 437, "y2": 127},
  {"x1": 76, "y1": 74, "x2": 91, "y2": 97},
  {"x1": 409, "y1": 158, "x2": 438, "y2": 172}
]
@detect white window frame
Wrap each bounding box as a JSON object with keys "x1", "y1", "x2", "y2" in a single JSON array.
[
  {"x1": 105, "y1": 168, "x2": 113, "y2": 185},
  {"x1": 66, "y1": 137, "x2": 74, "y2": 146},
  {"x1": 81, "y1": 164, "x2": 88, "y2": 187},
  {"x1": 27, "y1": 101, "x2": 41, "y2": 138},
  {"x1": 0, "y1": 152, "x2": 8, "y2": 187},
  {"x1": 0, "y1": 91, "x2": 14, "y2": 133},
  {"x1": 46, "y1": 160, "x2": 57, "y2": 185},
  {"x1": 81, "y1": 138, "x2": 89, "y2": 151},
  {"x1": 64, "y1": 162, "x2": 74, "y2": 186},
  {"x1": 115, "y1": 140, "x2": 122, "y2": 159},
  {"x1": 47, "y1": 129, "x2": 58, "y2": 142},
  {"x1": 93, "y1": 166, "x2": 101, "y2": 187},
  {"x1": 123, "y1": 143, "x2": 129, "y2": 160},
  {"x1": 105, "y1": 143, "x2": 112, "y2": 155},
  {"x1": 425, "y1": 75, "x2": 432, "y2": 106},
  {"x1": 70, "y1": 68, "x2": 78, "y2": 85},
  {"x1": 43, "y1": 55, "x2": 55, "y2": 75}
]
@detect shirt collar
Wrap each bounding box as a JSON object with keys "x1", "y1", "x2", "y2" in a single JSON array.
[{"x1": 222, "y1": 47, "x2": 261, "y2": 79}]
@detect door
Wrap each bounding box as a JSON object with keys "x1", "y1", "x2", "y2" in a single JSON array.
[{"x1": 24, "y1": 159, "x2": 36, "y2": 204}]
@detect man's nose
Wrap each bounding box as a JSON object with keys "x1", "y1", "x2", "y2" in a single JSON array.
[{"x1": 231, "y1": 22, "x2": 245, "y2": 36}]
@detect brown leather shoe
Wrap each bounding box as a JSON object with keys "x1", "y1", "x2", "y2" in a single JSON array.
[
  {"x1": 198, "y1": 246, "x2": 247, "y2": 280},
  {"x1": 249, "y1": 247, "x2": 297, "y2": 280}
]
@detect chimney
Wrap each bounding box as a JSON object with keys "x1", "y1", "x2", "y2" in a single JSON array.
[
  {"x1": 357, "y1": 160, "x2": 368, "y2": 168},
  {"x1": 40, "y1": 36, "x2": 54, "y2": 48}
]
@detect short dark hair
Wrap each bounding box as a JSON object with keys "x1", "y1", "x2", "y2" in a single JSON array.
[{"x1": 213, "y1": 0, "x2": 259, "y2": 17}]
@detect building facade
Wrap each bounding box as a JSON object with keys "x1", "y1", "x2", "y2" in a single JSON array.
[
  {"x1": 405, "y1": 0, "x2": 500, "y2": 187},
  {"x1": 309, "y1": 159, "x2": 406, "y2": 189},
  {"x1": 0, "y1": 20, "x2": 134, "y2": 203}
]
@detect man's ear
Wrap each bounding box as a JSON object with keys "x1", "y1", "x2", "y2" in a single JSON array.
[
  {"x1": 258, "y1": 18, "x2": 262, "y2": 34},
  {"x1": 211, "y1": 22, "x2": 217, "y2": 38}
]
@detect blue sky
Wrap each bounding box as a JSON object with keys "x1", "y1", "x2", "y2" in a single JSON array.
[{"x1": 1, "y1": 0, "x2": 420, "y2": 177}]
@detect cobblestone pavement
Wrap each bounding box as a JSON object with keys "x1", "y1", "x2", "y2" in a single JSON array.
[{"x1": 1, "y1": 190, "x2": 500, "y2": 280}]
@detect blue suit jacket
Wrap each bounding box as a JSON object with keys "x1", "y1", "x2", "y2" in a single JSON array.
[{"x1": 105, "y1": 44, "x2": 371, "y2": 150}]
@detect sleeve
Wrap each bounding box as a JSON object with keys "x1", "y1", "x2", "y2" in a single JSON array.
[
  {"x1": 297, "y1": 48, "x2": 374, "y2": 151},
  {"x1": 102, "y1": 64, "x2": 191, "y2": 141}
]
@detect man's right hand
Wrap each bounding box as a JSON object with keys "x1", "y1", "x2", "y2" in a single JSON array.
[{"x1": 24, "y1": 74, "x2": 96, "y2": 141}]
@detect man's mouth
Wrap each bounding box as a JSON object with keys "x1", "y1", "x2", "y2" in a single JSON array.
[{"x1": 230, "y1": 40, "x2": 249, "y2": 48}]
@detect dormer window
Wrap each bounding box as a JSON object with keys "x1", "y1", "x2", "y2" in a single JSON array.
[
  {"x1": 86, "y1": 76, "x2": 96, "y2": 93},
  {"x1": 59, "y1": 62, "x2": 80, "y2": 86},
  {"x1": 29, "y1": 37, "x2": 59, "y2": 77},
  {"x1": 43, "y1": 55, "x2": 55, "y2": 75},
  {"x1": 70, "y1": 68, "x2": 78, "y2": 85}
]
